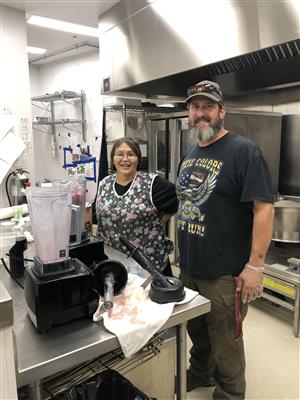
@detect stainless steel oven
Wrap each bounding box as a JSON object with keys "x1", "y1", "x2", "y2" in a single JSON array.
[{"x1": 147, "y1": 111, "x2": 191, "y2": 264}]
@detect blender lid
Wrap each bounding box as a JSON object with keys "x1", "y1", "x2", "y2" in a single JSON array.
[{"x1": 92, "y1": 259, "x2": 128, "y2": 296}]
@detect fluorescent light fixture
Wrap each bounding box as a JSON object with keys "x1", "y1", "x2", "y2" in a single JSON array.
[
  {"x1": 27, "y1": 46, "x2": 47, "y2": 54},
  {"x1": 27, "y1": 15, "x2": 99, "y2": 38}
]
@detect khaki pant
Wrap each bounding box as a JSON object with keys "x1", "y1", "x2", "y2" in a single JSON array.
[{"x1": 180, "y1": 271, "x2": 248, "y2": 400}]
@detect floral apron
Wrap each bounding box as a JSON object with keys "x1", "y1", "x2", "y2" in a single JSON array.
[{"x1": 96, "y1": 172, "x2": 171, "y2": 271}]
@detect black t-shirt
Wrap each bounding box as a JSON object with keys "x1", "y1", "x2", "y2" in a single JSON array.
[
  {"x1": 115, "y1": 175, "x2": 178, "y2": 214},
  {"x1": 176, "y1": 132, "x2": 273, "y2": 279}
]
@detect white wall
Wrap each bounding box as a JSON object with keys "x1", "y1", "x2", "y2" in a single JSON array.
[
  {"x1": 0, "y1": 5, "x2": 35, "y2": 208},
  {"x1": 29, "y1": 50, "x2": 102, "y2": 202}
]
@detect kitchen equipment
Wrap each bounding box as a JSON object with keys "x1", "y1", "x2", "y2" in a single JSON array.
[
  {"x1": 26, "y1": 187, "x2": 72, "y2": 266},
  {"x1": 92, "y1": 259, "x2": 128, "y2": 310},
  {"x1": 5, "y1": 168, "x2": 30, "y2": 207},
  {"x1": 279, "y1": 115, "x2": 300, "y2": 196},
  {"x1": 24, "y1": 258, "x2": 99, "y2": 333},
  {"x1": 119, "y1": 235, "x2": 185, "y2": 304},
  {"x1": 273, "y1": 200, "x2": 300, "y2": 243},
  {"x1": 287, "y1": 257, "x2": 300, "y2": 274},
  {"x1": 53, "y1": 177, "x2": 112, "y2": 273},
  {"x1": 100, "y1": 2, "x2": 299, "y2": 97},
  {"x1": 264, "y1": 197, "x2": 300, "y2": 336},
  {"x1": 8, "y1": 236, "x2": 27, "y2": 278},
  {"x1": 24, "y1": 187, "x2": 108, "y2": 333},
  {"x1": 24, "y1": 246, "x2": 126, "y2": 333},
  {"x1": 52, "y1": 177, "x2": 88, "y2": 246},
  {"x1": 104, "y1": 104, "x2": 150, "y2": 174},
  {"x1": 262, "y1": 113, "x2": 300, "y2": 335},
  {"x1": 263, "y1": 240, "x2": 300, "y2": 337},
  {"x1": 53, "y1": 177, "x2": 107, "y2": 271}
]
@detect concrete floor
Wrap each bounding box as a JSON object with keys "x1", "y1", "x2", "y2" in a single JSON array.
[{"x1": 186, "y1": 299, "x2": 300, "y2": 400}]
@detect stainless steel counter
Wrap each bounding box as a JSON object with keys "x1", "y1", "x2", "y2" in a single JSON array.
[
  {"x1": 0, "y1": 281, "x2": 18, "y2": 399},
  {"x1": 0, "y1": 241, "x2": 211, "y2": 400}
]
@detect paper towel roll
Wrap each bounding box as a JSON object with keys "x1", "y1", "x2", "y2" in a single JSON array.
[{"x1": 0, "y1": 204, "x2": 28, "y2": 220}]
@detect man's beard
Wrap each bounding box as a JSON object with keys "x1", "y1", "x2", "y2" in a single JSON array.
[{"x1": 191, "y1": 116, "x2": 223, "y2": 142}]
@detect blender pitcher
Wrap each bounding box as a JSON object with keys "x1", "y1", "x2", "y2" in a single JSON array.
[
  {"x1": 52, "y1": 177, "x2": 87, "y2": 245},
  {"x1": 26, "y1": 187, "x2": 72, "y2": 263}
]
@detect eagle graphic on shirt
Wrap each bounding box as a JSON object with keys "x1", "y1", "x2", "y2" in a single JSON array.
[{"x1": 176, "y1": 170, "x2": 217, "y2": 207}]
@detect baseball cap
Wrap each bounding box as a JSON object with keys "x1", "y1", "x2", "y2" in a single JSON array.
[{"x1": 185, "y1": 80, "x2": 224, "y2": 105}]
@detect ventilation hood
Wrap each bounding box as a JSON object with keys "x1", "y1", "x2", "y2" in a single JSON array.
[{"x1": 99, "y1": 0, "x2": 300, "y2": 98}]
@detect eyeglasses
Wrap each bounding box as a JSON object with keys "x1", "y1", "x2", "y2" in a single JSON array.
[{"x1": 113, "y1": 152, "x2": 138, "y2": 159}]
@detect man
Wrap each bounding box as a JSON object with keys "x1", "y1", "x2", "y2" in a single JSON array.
[{"x1": 176, "y1": 80, "x2": 274, "y2": 399}]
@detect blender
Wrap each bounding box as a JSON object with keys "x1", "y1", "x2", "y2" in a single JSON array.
[
  {"x1": 53, "y1": 177, "x2": 105, "y2": 269},
  {"x1": 26, "y1": 187, "x2": 73, "y2": 273},
  {"x1": 23, "y1": 187, "x2": 104, "y2": 333},
  {"x1": 52, "y1": 177, "x2": 88, "y2": 246}
]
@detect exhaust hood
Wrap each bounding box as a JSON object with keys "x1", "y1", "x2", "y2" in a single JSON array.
[{"x1": 99, "y1": 0, "x2": 300, "y2": 97}]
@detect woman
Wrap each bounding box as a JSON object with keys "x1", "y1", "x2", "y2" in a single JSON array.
[{"x1": 96, "y1": 137, "x2": 178, "y2": 276}]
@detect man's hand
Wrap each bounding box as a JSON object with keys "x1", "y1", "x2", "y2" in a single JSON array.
[
  {"x1": 236, "y1": 264, "x2": 264, "y2": 303},
  {"x1": 236, "y1": 200, "x2": 273, "y2": 303}
]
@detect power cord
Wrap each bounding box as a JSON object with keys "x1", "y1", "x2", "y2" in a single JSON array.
[{"x1": 0, "y1": 256, "x2": 33, "y2": 289}]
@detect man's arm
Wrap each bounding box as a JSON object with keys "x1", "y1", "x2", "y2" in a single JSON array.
[
  {"x1": 249, "y1": 200, "x2": 274, "y2": 267},
  {"x1": 237, "y1": 200, "x2": 274, "y2": 303}
]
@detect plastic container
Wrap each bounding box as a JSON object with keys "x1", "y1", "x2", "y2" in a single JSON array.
[
  {"x1": 52, "y1": 177, "x2": 86, "y2": 242},
  {"x1": 26, "y1": 187, "x2": 72, "y2": 263}
]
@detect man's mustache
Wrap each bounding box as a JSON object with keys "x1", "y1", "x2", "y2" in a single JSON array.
[{"x1": 194, "y1": 116, "x2": 211, "y2": 123}]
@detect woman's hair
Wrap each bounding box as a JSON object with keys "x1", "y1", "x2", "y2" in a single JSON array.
[{"x1": 110, "y1": 137, "x2": 142, "y2": 170}]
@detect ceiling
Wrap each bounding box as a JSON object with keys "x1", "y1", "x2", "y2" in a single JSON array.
[{"x1": 1, "y1": 0, "x2": 120, "y2": 63}]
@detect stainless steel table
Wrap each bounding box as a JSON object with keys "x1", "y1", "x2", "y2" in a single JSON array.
[
  {"x1": 0, "y1": 243, "x2": 211, "y2": 400},
  {"x1": 263, "y1": 245, "x2": 300, "y2": 337},
  {"x1": 263, "y1": 263, "x2": 300, "y2": 337}
]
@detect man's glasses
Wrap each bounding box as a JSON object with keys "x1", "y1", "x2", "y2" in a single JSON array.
[{"x1": 114, "y1": 152, "x2": 138, "y2": 159}]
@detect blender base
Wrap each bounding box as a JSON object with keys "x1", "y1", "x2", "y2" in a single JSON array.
[
  {"x1": 24, "y1": 258, "x2": 98, "y2": 334},
  {"x1": 32, "y1": 256, "x2": 75, "y2": 277}
]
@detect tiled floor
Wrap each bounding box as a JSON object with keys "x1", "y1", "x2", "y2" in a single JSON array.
[{"x1": 187, "y1": 299, "x2": 300, "y2": 400}]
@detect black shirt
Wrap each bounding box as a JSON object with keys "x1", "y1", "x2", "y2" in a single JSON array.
[
  {"x1": 176, "y1": 132, "x2": 273, "y2": 279},
  {"x1": 115, "y1": 175, "x2": 178, "y2": 214}
]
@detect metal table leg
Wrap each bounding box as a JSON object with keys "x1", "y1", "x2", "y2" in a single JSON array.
[
  {"x1": 28, "y1": 380, "x2": 43, "y2": 400},
  {"x1": 293, "y1": 286, "x2": 300, "y2": 337},
  {"x1": 176, "y1": 322, "x2": 187, "y2": 400}
]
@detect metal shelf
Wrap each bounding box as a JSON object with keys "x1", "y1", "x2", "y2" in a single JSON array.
[
  {"x1": 31, "y1": 91, "x2": 82, "y2": 103},
  {"x1": 33, "y1": 119, "x2": 84, "y2": 125},
  {"x1": 31, "y1": 90, "x2": 87, "y2": 142}
]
